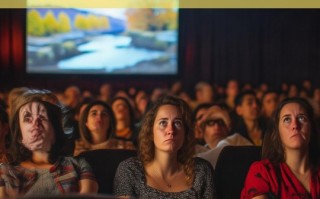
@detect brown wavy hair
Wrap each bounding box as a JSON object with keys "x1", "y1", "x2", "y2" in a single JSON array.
[
  {"x1": 262, "y1": 97, "x2": 320, "y2": 169},
  {"x1": 138, "y1": 95, "x2": 196, "y2": 184}
]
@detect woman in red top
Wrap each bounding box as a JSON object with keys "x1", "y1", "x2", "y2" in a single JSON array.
[{"x1": 241, "y1": 97, "x2": 320, "y2": 199}]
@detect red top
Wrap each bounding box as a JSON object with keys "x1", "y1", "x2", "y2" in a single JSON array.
[{"x1": 241, "y1": 159, "x2": 320, "y2": 199}]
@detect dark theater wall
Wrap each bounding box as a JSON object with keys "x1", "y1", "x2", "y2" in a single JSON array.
[{"x1": 1, "y1": 9, "x2": 320, "y2": 93}]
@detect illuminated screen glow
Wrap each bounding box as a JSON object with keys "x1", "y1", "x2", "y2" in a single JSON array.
[{"x1": 26, "y1": 8, "x2": 178, "y2": 75}]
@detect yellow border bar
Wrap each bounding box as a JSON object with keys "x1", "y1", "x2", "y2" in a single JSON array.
[
  {"x1": 27, "y1": 0, "x2": 178, "y2": 8},
  {"x1": 180, "y1": 0, "x2": 320, "y2": 8},
  {"x1": 2, "y1": 0, "x2": 320, "y2": 8}
]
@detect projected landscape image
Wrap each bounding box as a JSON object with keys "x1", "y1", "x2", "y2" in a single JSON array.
[{"x1": 27, "y1": 8, "x2": 178, "y2": 74}]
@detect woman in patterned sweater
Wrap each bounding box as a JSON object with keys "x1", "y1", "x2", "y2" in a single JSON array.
[
  {"x1": 0, "y1": 89, "x2": 98, "y2": 197},
  {"x1": 114, "y1": 95, "x2": 216, "y2": 198}
]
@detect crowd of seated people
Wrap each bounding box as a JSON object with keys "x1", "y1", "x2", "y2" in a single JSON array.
[
  {"x1": 74, "y1": 100, "x2": 135, "y2": 156},
  {"x1": 0, "y1": 80, "x2": 319, "y2": 197}
]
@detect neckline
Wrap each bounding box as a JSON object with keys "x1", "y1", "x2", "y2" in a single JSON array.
[{"x1": 283, "y1": 162, "x2": 312, "y2": 195}]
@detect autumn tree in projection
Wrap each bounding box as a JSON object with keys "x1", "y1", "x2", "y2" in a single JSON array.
[
  {"x1": 126, "y1": 9, "x2": 177, "y2": 31},
  {"x1": 43, "y1": 11, "x2": 59, "y2": 35},
  {"x1": 27, "y1": 9, "x2": 45, "y2": 36},
  {"x1": 126, "y1": 9, "x2": 153, "y2": 30},
  {"x1": 57, "y1": 12, "x2": 72, "y2": 33},
  {"x1": 74, "y1": 14, "x2": 110, "y2": 31}
]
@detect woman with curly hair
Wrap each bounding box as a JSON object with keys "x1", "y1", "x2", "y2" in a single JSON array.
[
  {"x1": 0, "y1": 89, "x2": 98, "y2": 197},
  {"x1": 114, "y1": 95, "x2": 215, "y2": 198}
]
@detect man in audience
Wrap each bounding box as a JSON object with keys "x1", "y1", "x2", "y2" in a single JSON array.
[
  {"x1": 192, "y1": 103, "x2": 213, "y2": 145},
  {"x1": 197, "y1": 105, "x2": 252, "y2": 168},
  {"x1": 64, "y1": 85, "x2": 81, "y2": 109},
  {"x1": 261, "y1": 90, "x2": 279, "y2": 121},
  {"x1": 63, "y1": 86, "x2": 82, "y2": 154},
  {"x1": 232, "y1": 90, "x2": 266, "y2": 146},
  {"x1": 201, "y1": 106, "x2": 231, "y2": 149}
]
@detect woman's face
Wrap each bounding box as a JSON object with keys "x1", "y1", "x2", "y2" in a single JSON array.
[
  {"x1": 278, "y1": 103, "x2": 311, "y2": 151},
  {"x1": 112, "y1": 99, "x2": 129, "y2": 121},
  {"x1": 153, "y1": 105, "x2": 185, "y2": 153},
  {"x1": 86, "y1": 105, "x2": 110, "y2": 137},
  {"x1": 19, "y1": 102, "x2": 55, "y2": 152},
  {"x1": 262, "y1": 93, "x2": 279, "y2": 117}
]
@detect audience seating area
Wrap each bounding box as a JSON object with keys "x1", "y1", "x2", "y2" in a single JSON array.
[
  {"x1": 214, "y1": 146, "x2": 262, "y2": 199},
  {"x1": 78, "y1": 149, "x2": 137, "y2": 195},
  {"x1": 76, "y1": 146, "x2": 261, "y2": 198}
]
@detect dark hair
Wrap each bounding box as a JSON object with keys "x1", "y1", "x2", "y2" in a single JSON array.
[
  {"x1": 75, "y1": 97, "x2": 94, "y2": 115},
  {"x1": 79, "y1": 100, "x2": 116, "y2": 144},
  {"x1": 262, "y1": 97, "x2": 320, "y2": 168},
  {"x1": 9, "y1": 89, "x2": 66, "y2": 164},
  {"x1": 234, "y1": 90, "x2": 257, "y2": 107},
  {"x1": 111, "y1": 96, "x2": 136, "y2": 130},
  {"x1": 138, "y1": 95, "x2": 196, "y2": 185},
  {"x1": 192, "y1": 103, "x2": 213, "y2": 122},
  {"x1": 261, "y1": 90, "x2": 279, "y2": 103}
]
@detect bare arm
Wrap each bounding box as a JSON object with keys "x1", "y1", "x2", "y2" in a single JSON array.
[{"x1": 79, "y1": 179, "x2": 98, "y2": 194}]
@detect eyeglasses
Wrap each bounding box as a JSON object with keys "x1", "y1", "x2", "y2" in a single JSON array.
[{"x1": 205, "y1": 119, "x2": 226, "y2": 127}]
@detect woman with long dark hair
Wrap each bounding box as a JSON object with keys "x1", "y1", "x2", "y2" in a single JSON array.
[
  {"x1": 241, "y1": 97, "x2": 320, "y2": 198},
  {"x1": 0, "y1": 89, "x2": 98, "y2": 197}
]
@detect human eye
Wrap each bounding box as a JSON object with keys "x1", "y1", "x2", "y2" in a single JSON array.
[
  {"x1": 247, "y1": 99, "x2": 254, "y2": 106},
  {"x1": 174, "y1": 120, "x2": 183, "y2": 129},
  {"x1": 39, "y1": 114, "x2": 48, "y2": 121},
  {"x1": 297, "y1": 115, "x2": 308, "y2": 123},
  {"x1": 23, "y1": 113, "x2": 32, "y2": 123},
  {"x1": 101, "y1": 111, "x2": 109, "y2": 117},
  {"x1": 90, "y1": 111, "x2": 97, "y2": 116},
  {"x1": 159, "y1": 120, "x2": 167, "y2": 128},
  {"x1": 283, "y1": 116, "x2": 291, "y2": 124}
]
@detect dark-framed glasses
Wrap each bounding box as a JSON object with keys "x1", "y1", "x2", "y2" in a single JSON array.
[{"x1": 205, "y1": 119, "x2": 226, "y2": 127}]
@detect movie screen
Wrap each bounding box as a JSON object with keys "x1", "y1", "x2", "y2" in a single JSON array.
[{"x1": 26, "y1": 8, "x2": 178, "y2": 75}]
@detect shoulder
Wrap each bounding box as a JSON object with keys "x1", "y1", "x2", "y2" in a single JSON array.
[
  {"x1": 246, "y1": 159, "x2": 277, "y2": 178},
  {"x1": 57, "y1": 156, "x2": 91, "y2": 168},
  {"x1": 118, "y1": 157, "x2": 142, "y2": 170},
  {"x1": 115, "y1": 157, "x2": 144, "y2": 181},
  {"x1": 250, "y1": 159, "x2": 274, "y2": 169},
  {"x1": 194, "y1": 157, "x2": 214, "y2": 172}
]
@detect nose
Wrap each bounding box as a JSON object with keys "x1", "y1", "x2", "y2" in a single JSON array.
[
  {"x1": 252, "y1": 101, "x2": 259, "y2": 109},
  {"x1": 96, "y1": 113, "x2": 102, "y2": 120},
  {"x1": 33, "y1": 116, "x2": 42, "y2": 128},
  {"x1": 292, "y1": 118, "x2": 301, "y2": 130},
  {"x1": 166, "y1": 123, "x2": 174, "y2": 135},
  {"x1": 212, "y1": 123, "x2": 221, "y2": 129}
]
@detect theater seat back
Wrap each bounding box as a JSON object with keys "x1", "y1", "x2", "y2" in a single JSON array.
[
  {"x1": 214, "y1": 146, "x2": 261, "y2": 199},
  {"x1": 78, "y1": 149, "x2": 137, "y2": 195}
]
